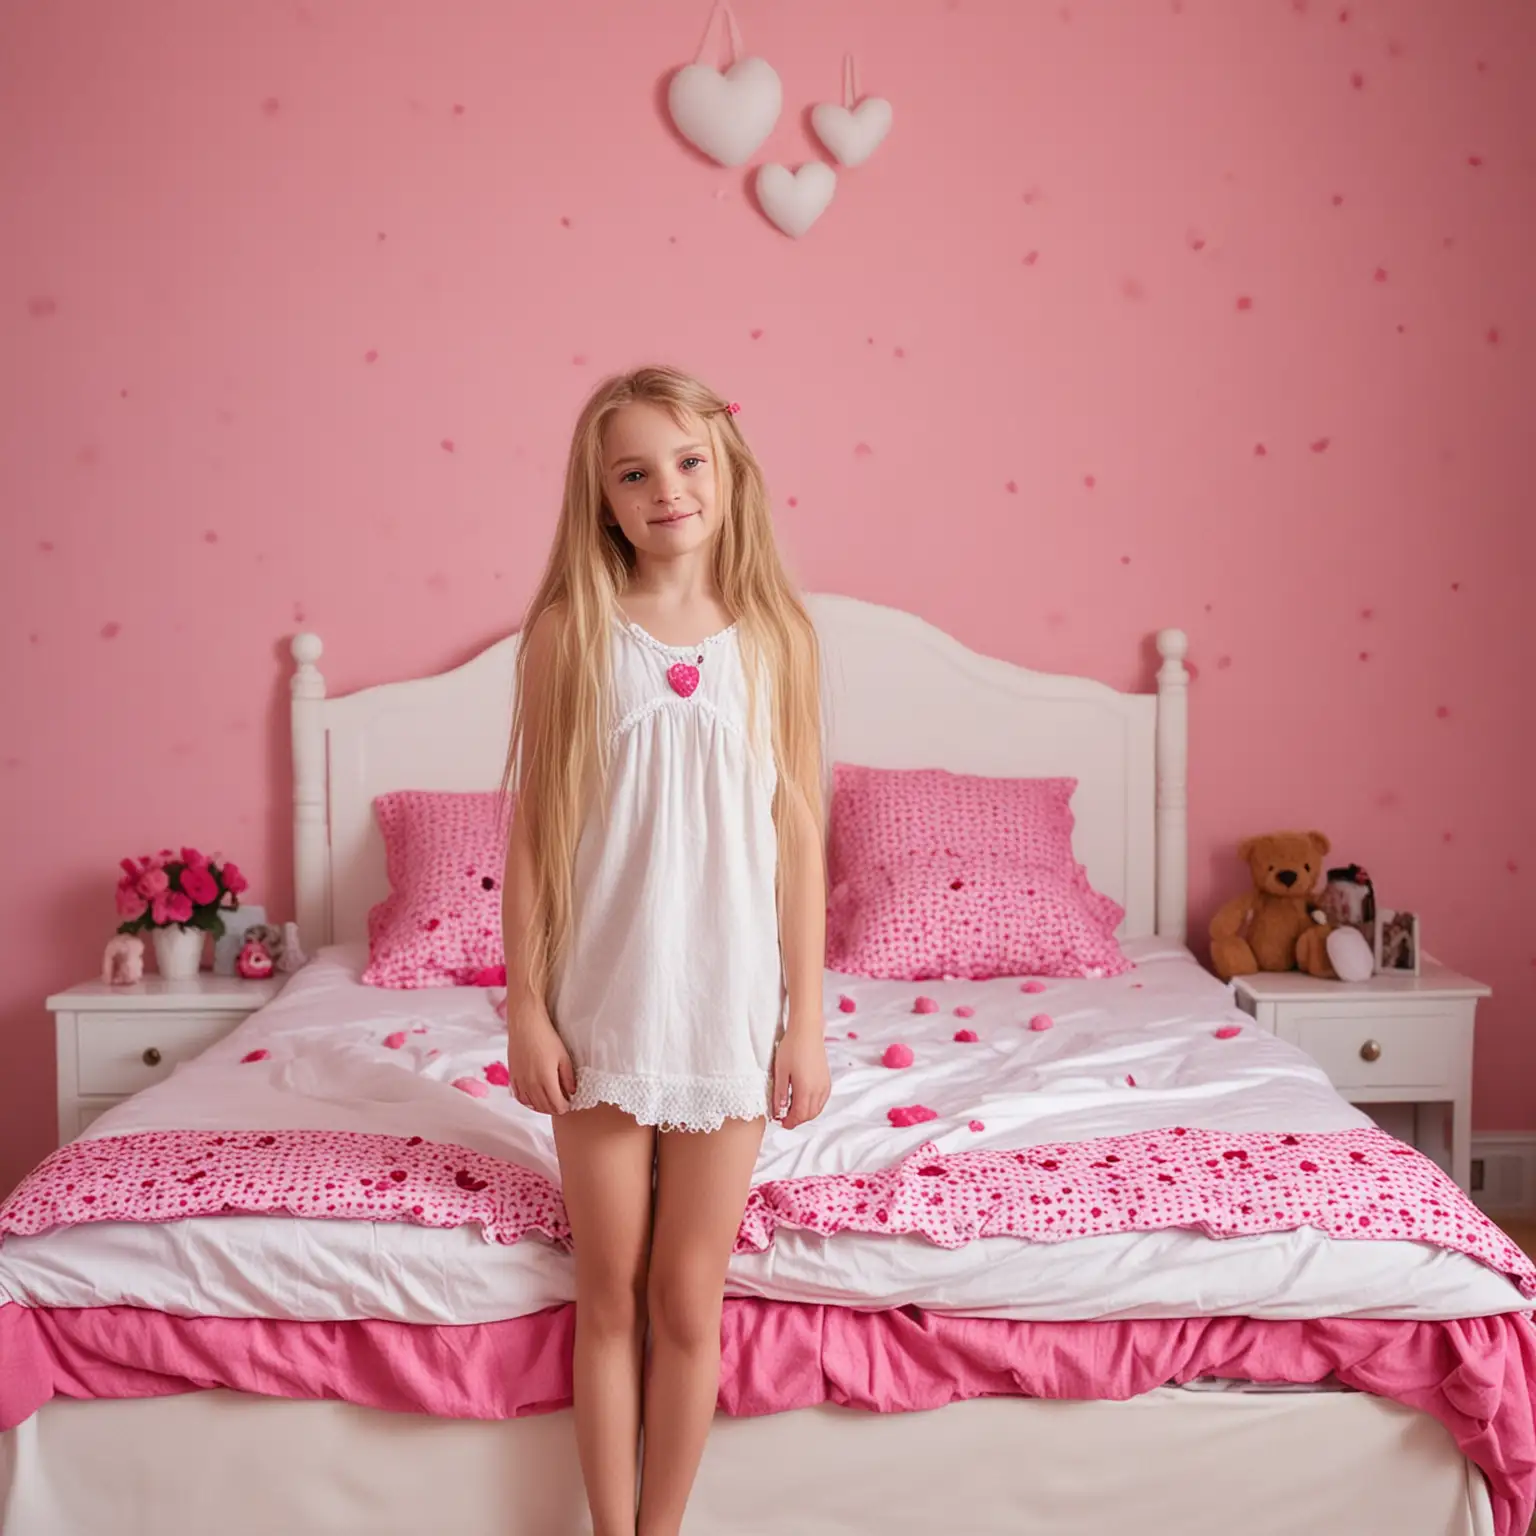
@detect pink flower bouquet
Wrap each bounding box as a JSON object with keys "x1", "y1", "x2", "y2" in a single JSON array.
[{"x1": 115, "y1": 847, "x2": 249, "y2": 938}]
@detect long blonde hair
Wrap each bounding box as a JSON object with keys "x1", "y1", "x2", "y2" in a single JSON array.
[{"x1": 506, "y1": 366, "x2": 822, "y2": 1005}]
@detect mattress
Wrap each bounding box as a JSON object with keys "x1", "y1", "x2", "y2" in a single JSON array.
[
  {"x1": 0, "y1": 941, "x2": 1525, "y2": 1325},
  {"x1": 0, "y1": 1387, "x2": 1496, "y2": 1536}
]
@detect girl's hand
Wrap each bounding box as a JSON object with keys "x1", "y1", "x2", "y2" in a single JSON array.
[
  {"x1": 772, "y1": 1022, "x2": 831, "y2": 1129},
  {"x1": 508, "y1": 1007, "x2": 576, "y2": 1116}
]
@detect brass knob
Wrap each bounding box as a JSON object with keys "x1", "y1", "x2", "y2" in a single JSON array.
[
  {"x1": 1359, "y1": 1039, "x2": 1382, "y2": 1063},
  {"x1": 142, "y1": 1047, "x2": 162, "y2": 1067}
]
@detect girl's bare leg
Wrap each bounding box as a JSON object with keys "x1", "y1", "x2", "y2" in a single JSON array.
[
  {"x1": 636, "y1": 1115, "x2": 765, "y2": 1536},
  {"x1": 553, "y1": 1104, "x2": 658, "y2": 1536}
]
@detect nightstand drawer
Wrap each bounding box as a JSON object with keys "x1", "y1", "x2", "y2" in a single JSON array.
[
  {"x1": 75, "y1": 1012, "x2": 243, "y2": 1095},
  {"x1": 1290, "y1": 1013, "x2": 1466, "y2": 1091}
]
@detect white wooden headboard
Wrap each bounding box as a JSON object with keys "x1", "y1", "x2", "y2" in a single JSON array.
[{"x1": 290, "y1": 594, "x2": 1190, "y2": 949}]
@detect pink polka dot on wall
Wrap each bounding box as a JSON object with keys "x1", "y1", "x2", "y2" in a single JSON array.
[
  {"x1": 26, "y1": 296, "x2": 58, "y2": 319},
  {"x1": 293, "y1": 602, "x2": 307, "y2": 624},
  {"x1": 364, "y1": 349, "x2": 378, "y2": 363},
  {"x1": 1187, "y1": 230, "x2": 1206, "y2": 252},
  {"x1": 1311, "y1": 437, "x2": 1331, "y2": 453},
  {"x1": 854, "y1": 442, "x2": 873, "y2": 457},
  {"x1": 572, "y1": 355, "x2": 588, "y2": 366},
  {"x1": 786, "y1": 496, "x2": 798, "y2": 507},
  {"x1": 204, "y1": 530, "x2": 218, "y2": 544},
  {"x1": 750, "y1": 329, "x2": 763, "y2": 340},
  {"x1": 1236, "y1": 295, "x2": 1253, "y2": 311},
  {"x1": 1332, "y1": 194, "x2": 1344, "y2": 206},
  {"x1": 1006, "y1": 481, "x2": 1018, "y2": 494},
  {"x1": 440, "y1": 438, "x2": 455, "y2": 453},
  {"x1": 1468, "y1": 155, "x2": 1484, "y2": 168},
  {"x1": 1350, "y1": 71, "x2": 1365, "y2": 89},
  {"x1": 37, "y1": 540, "x2": 54, "y2": 553},
  {"x1": 560, "y1": 216, "x2": 571, "y2": 228},
  {"x1": 1023, "y1": 250, "x2": 1039, "y2": 266},
  {"x1": 1216, "y1": 655, "x2": 1232, "y2": 670},
  {"x1": 1487, "y1": 327, "x2": 1501, "y2": 345},
  {"x1": 1509, "y1": 860, "x2": 1521, "y2": 875},
  {"x1": 1254, "y1": 443, "x2": 1268, "y2": 456},
  {"x1": 452, "y1": 104, "x2": 465, "y2": 115},
  {"x1": 1083, "y1": 475, "x2": 1096, "y2": 489},
  {"x1": 1436, "y1": 706, "x2": 1450, "y2": 719},
  {"x1": 1374, "y1": 268, "x2": 1388, "y2": 283},
  {"x1": 894, "y1": 346, "x2": 906, "y2": 359},
  {"x1": 1358, "y1": 650, "x2": 1371, "y2": 662},
  {"x1": 1360, "y1": 606, "x2": 1373, "y2": 620},
  {"x1": 100, "y1": 621, "x2": 121, "y2": 640},
  {"x1": 261, "y1": 97, "x2": 281, "y2": 116}
]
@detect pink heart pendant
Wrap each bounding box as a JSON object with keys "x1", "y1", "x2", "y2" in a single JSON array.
[{"x1": 667, "y1": 662, "x2": 700, "y2": 698}]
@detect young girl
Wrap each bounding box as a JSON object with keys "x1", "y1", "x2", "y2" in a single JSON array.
[{"x1": 502, "y1": 366, "x2": 830, "y2": 1536}]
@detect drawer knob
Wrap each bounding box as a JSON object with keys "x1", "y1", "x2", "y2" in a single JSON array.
[
  {"x1": 142, "y1": 1047, "x2": 162, "y2": 1067},
  {"x1": 1359, "y1": 1039, "x2": 1382, "y2": 1063}
]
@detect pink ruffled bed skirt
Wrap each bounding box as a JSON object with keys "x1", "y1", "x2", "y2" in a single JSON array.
[{"x1": 3, "y1": 1300, "x2": 1533, "y2": 1536}]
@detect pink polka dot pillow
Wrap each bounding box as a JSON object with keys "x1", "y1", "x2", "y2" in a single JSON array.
[
  {"x1": 824, "y1": 765, "x2": 1129, "y2": 981},
  {"x1": 362, "y1": 791, "x2": 510, "y2": 989}
]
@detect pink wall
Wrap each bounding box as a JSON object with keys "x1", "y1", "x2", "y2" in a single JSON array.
[{"x1": 2, "y1": 0, "x2": 1533, "y2": 1196}]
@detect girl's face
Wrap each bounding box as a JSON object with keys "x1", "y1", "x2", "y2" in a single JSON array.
[{"x1": 600, "y1": 402, "x2": 723, "y2": 561}]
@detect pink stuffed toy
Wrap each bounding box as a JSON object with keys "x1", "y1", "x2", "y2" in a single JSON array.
[
  {"x1": 236, "y1": 936, "x2": 275, "y2": 979},
  {"x1": 101, "y1": 934, "x2": 145, "y2": 985}
]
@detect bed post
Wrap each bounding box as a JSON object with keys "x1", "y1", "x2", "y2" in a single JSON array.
[
  {"x1": 1154, "y1": 629, "x2": 1189, "y2": 944},
  {"x1": 290, "y1": 633, "x2": 331, "y2": 948}
]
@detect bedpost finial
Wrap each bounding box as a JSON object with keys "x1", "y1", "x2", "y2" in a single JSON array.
[
  {"x1": 291, "y1": 632, "x2": 323, "y2": 666},
  {"x1": 1155, "y1": 628, "x2": 1188, "y2": 662}
]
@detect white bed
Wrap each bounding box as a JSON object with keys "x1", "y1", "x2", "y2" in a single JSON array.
[{"x1": 0, "y1": 595, "x2": 1504, "y2": 1535}]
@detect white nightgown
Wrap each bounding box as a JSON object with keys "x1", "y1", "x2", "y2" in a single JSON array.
[{"x1": 551, "y1": 615, "x2": 783, "y2": 1132}]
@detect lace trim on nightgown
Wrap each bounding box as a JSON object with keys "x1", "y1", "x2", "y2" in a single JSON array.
[
  {"x1": 622, "y1": 619, "x2": 738, "y2": 658},
  {"x1": 609, "y1": 693, "x2": 746, "y2": 744},
  {"x1": 569, "y1": 1067, "x2": 771, "y2": 1133}
]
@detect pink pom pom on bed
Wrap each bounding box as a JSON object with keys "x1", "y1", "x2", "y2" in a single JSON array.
[
  {"x1": 882, "y1": 1043, "x2": 915, "y2": 1069},
  {"x1": 837, "y1": 995, "x2": 857, "y2": 1014},
  {"x1": 968, "y1": 1119, "x2": 985, "y2": 1132},
  {"x1": 382, "y1": 1031, "x2": 407, "y2": 1050},
  {"x1": 483, "y1": 1062, "x2": 510, "y2": 1087},
  {"x1": 954, "y1": 1004, "x2": 975, "y2": 1018},
  {"x1": 888, "y1": 1104, "x2": 939, "y2": 1127},
  {"x1": 240, "y1": 1049, "x2": 268, "y2": 1064},
  {"x1": 1020, "y1": 980, "x2": 1047, "y2": 994},
  {"x1": 1215, "y1": 1025, "x2": 1243, "y2": 1040},
  {"x1": 954, "y1": 1028, "x2": 979, "y2": 1043},
  {"x1": 452, "y1": 1077, "x2": 490, "y2": 1098},
  {"x1": 1028, "y1": 1014, "x2": 1054, "y2": 1032},
  {"x1": 913, "y1": 996, "x2": 939, "y2": 1014}
]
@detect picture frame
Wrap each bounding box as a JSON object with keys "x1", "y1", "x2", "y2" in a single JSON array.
[{"x1": 1372, "y1": 907, "x2": 1420, "y2": 976}]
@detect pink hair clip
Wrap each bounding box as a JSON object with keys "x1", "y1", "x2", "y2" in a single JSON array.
[{"x1": 726, "y1": 401, "x2": 741, "y2": 415}]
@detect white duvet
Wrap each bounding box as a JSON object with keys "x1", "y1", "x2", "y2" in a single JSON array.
[{"x1": 0, "y1": 943, "x2": 1523, "y2": 1325}]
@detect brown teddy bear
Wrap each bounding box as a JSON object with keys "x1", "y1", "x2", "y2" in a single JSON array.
[{"x1": 1209, "y1": 830, "x2": 1339, "y2": 981}]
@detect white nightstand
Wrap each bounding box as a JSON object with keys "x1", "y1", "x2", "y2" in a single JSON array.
[
  {"x1": 1231, "y1": 959, "x2": 1489, "y2": 1193},
  {"x1": 48, "y1": 973, "x2": 281, "y2": 1143}
]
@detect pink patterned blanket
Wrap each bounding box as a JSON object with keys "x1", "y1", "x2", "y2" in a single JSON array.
[
  {"x1": 3, "y1": 1125, "x2": 1533, "y2": 1298},
  {"x1": 2, "y1": 1300, "x2": 1534, "y2": 1536}
]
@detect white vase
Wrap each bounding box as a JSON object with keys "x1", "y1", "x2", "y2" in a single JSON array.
[{"x1": 153, "y1": 924, "x2": 204, "y2": 979}]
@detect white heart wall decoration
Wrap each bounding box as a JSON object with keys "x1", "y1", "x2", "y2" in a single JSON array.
[
  {"x1": 668, "y1": 57, "x2": 782, "y2": 168},
  {"x1": 810, "y1": 97, "x2": 893, "y2": 168},
  {"x1": 755, "y1": 162, "x2": 836, "y2": 239}
]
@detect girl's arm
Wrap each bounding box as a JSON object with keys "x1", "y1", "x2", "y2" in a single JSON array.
[
  {"x1": 773, "y1": 767, "x2": 830, "y2": 1129},
  {"x1": 503, "y1": 610, "x2": 576, "y2": 1115}
]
